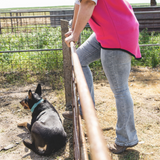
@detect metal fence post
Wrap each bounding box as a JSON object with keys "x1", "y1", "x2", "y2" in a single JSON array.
[
  {"x1": 10, "y1": 13, "x2": 14, "y2": 32},
  {"x1": 70, "y1": 42, "x2": 111, "y2": 160},
  {"x1": 0, "y1": 20, "x2": 2, "y2": 34},
  {"x1": 61, "y1": 19, "x2": 72, "y2": 108}
]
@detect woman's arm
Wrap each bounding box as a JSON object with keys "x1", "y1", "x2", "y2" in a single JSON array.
[
  {"x1": 65, "y1": 3, "x2": 79, "y2": 37},
  {"x1": 65, "y1": 0, "x2": 96, "y2": 47},
  {"x1": 72, "y1": 3, "x2": 80, "y2": 31}
]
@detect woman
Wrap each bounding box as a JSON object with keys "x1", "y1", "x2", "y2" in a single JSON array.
[{"x1": 63, "y1": 0, "x2": 141, "y2": 154}]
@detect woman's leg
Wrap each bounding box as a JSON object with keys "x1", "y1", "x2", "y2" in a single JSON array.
[
  {"x1": 76, "y1": 33, "x2": 101, "y2": 106},
  {"x1": 101, "y1": 49, "x2": 138, "y2": 147},
  {"x1": 62, "y1": 33, "x2": 101, "y2": 120}
]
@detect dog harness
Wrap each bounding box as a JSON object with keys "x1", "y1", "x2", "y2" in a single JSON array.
[{"x1": 31, "y1": 99, "x2": 44, "y2": 113}]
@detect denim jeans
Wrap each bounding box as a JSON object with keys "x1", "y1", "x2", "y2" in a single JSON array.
[{"x1": 76, "y1": 33, "x2": 138, "y2": 146}]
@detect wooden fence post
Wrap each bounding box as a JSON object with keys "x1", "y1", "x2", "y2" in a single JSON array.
[{"x1": 61, "y1": 19, "x2": 72, "y2": 108}]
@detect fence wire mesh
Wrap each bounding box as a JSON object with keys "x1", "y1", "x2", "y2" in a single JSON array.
[
  {"x1": 0, "y1": 9, "x2": 160, "y2": 89},
  {"x1": 0, "y1": 10, "x2": 73, "y2": 89}
]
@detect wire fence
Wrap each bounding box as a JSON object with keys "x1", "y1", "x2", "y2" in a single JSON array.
[
  {"x1": 0, "y1": 8, "x2": 160, "y2": 89},
  {"x1": 0, "y1": 10, "x2": 73, "y2": 88},
  {"x1": 0, "y1": 9, "x2": 73, "y2": 33}
]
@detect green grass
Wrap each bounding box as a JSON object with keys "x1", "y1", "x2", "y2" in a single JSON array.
[
  {"x1": 132, "y1": 3, "x2": 160, "y2": 6},
  {"x1": 0, "y1": 26, "x2": 62, "y2": 51},
  {"x1": 0, "y1": 26, "x2": 160, "y2": 87},
  {"x1": 0, "y1": 26, "x2": 64, "y2": 87},
  {"x1": 0, "y1": 26, "x2": 63, "y2": 73},
  {"x1": 1, "y1": 3, "x2": 160, "y2": 12},
  {"x1": 1, "y1": 2, "x2": 160, "y2": 12},
  {"x1": 0, "y1": 6, "x2": 74, "y2": 12},
  {"x1": 132, "y1": 29, "x2": 160, "y2": 68}
]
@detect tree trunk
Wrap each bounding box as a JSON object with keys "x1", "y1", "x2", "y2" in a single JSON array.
[{"x1": 151, "y1": 0, "x2": 157, "y2": 6}]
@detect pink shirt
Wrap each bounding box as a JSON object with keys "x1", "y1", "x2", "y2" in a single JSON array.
[{"x1": 88, "y1": 0, "x2": 141, "y2": 59}]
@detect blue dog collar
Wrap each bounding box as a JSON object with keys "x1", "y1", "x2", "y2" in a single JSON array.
[{"x1": 31, "y1": 99, "x2": 44, "y2": 113}]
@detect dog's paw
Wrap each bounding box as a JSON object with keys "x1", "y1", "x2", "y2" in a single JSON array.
[
  {"x1": 23, "y1": 139, "x2": 33, "y2": 149},
  {"x1": 23, "y1": 139, "x2": 32, "y2": 145},
  {"x1": 17, "y1": 122, "x2": 28, "y2": 127}
]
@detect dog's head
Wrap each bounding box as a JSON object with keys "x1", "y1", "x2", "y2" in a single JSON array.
[{"x1": 20, "y1": 84, "x2": 42, "y2": 110}]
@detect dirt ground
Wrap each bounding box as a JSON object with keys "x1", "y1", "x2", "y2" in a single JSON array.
[{"x1": 0, "y1": 66, "x2": 160, "y2": 160}]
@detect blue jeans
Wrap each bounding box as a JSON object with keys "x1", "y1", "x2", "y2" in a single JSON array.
[{"x1": 77, "y1": 33, "x2": 138, "y2": 146}]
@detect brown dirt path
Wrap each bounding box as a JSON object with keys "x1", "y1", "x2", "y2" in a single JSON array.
[{"x1": 0, "y1": 66, "x2": 160, "y2": 160}]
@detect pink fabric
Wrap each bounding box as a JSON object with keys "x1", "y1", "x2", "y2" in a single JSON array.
[{"x1": 89, "y1": 0, "x2": 141, "y2": 59}]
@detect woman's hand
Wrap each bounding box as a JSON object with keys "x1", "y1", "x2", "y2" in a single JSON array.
[
  {"x1": 64, "y1": 0, "x2": 95, "y2": 47},
  {"x1": 65, "y1": 29, "x2": 73, "y2": 38},
  {"x1": 65, "y1": 32, "x2": 79, "y2": 47}
]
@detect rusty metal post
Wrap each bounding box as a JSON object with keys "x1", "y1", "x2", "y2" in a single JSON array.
[
  {"x1": 72, "y1": 59, "x2": 89, "y2": 160},
  {"x1": 70, "y1": 42, "x2": 111, "y2": 160},
  {"x1": 72, "y1": 72, "x2": 81, "y2": 160},
  {"x1": 61, "y1": 20, "x2": 72, "y2": 107},
  {"x1": 10, "y1": 13, "x2": 14, "y2": 32},
  {"x1": 0, "y1": 20, "x2": 2, "y2": 34}
]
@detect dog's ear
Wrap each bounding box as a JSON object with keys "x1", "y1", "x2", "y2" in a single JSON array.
[
  {"x1": 28, "y1": 90, "x2": 32, "y2": 99},
  {"x1": 35, "y1": 84, "x2": 41, "y2": 96}
]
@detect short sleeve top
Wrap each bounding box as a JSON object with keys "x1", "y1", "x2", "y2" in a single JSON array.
[
  {"x1": 75, "y1": 0, "x2": 97, "y2": 5},
  {"x1": 74, "y1": 0, "x2": 141, "y2": 59}
]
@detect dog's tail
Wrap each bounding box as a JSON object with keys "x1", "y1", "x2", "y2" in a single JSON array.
[{"x1": 23, "y1": 139, "x2": 52, "y2": 156}]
